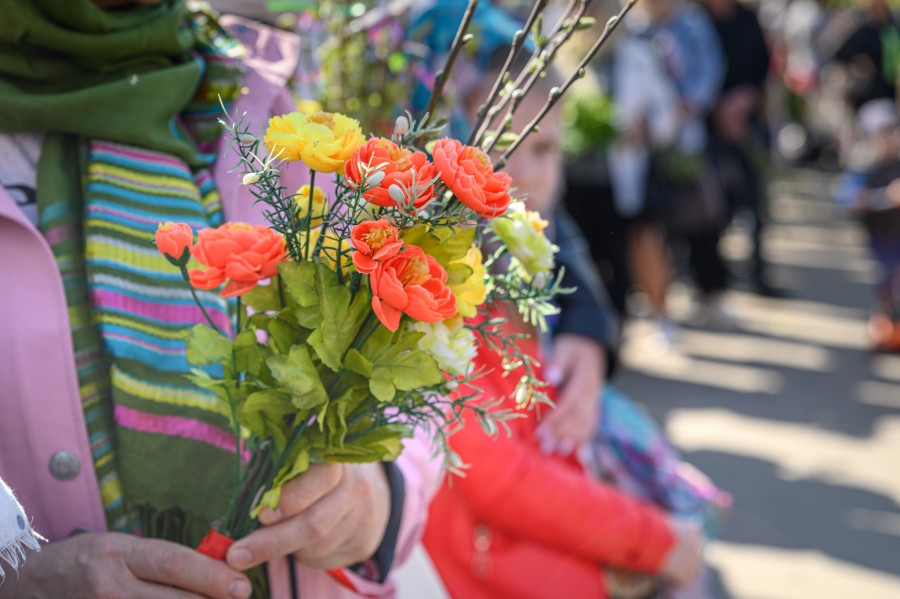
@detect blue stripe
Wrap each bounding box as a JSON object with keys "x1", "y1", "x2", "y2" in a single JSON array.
[{"x1": 91, "y1": 149, "x2": 191, "y2": 178}]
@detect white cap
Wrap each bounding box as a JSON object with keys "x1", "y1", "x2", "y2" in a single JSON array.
[{"x1": 858, "y1": 99, "x2": 899, "y2": 138}]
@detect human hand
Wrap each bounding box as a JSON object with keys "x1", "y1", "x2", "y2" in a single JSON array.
[
  {"x1": 227, "y1": 462, "x2": 390, "y2": 571},
  {"x1": 0, "y1": 532, "x2": 251, "y2": 599},
  {"x1": 536, "y1": 334, "x2": 606, "y2": 454},
  {"x1": 660, "y1": 518, "x2": 704, "y2": 588}
]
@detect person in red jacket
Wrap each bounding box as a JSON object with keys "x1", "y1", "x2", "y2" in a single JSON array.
[{"x1": 421, "y1": 35, "x2": 705, "y2": 599}]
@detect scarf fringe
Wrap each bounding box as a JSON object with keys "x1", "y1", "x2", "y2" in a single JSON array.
[{"x1": 0, "y1": 527, "x2": 44, "y2": 581}]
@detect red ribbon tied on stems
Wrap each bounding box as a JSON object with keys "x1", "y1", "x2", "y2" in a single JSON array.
[
  {"x1": 196, "y1": 529, "x2": 235, "y2": 561},
  {"x1": 195, "y1": 528, "x2": 376, "y2": 597}
]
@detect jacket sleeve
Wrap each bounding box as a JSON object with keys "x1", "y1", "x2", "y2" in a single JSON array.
[
  {"x1": 450, "y1": 404, "x2": 674, "y2": 574},
  {"x1": 552, "y1": 207, "x2": 620, "y2": 370}
]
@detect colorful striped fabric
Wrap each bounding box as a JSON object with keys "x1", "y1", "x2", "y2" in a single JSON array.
[{"x1": 82, "y1": 140, "x2": 242, "y2": 540}]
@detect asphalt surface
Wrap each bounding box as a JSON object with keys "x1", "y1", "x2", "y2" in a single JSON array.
[{"x1": 617, "y1": 168, "x2": 900, "y2": 599}]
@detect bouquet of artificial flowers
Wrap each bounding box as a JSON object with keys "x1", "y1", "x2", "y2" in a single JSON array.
[{"x1": 155, "y1": 108, "x2": 565, "y2": 570}]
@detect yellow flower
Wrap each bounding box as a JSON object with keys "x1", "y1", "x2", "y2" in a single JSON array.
[
  {"x1": 491, "y1": 202, "x2": 557, "y2": 279},
  {"x1": 264, "y1": 111, "x2": 365, "y2": 175},
  {"x1": 449, "y1": 246, "x2": 488, "y2": 318},
  {"x1": 294, "y1": 184, "x2": 328, "y2": 227},
  {"x1": 301, "y1": 228, "x2": 352, "y2": 271}
]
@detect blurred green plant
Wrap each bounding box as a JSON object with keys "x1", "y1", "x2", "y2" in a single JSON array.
[{"x1": 560, "y1": 91, "x2": 619, "y2": 158}]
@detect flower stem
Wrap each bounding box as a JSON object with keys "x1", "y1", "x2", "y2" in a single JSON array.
[
  {"x1": 305, "y1": 170, "x2": 316, "y2": 261},
  {"x1": 180, "y1": 266, "x2": 224, "y2": 335}
]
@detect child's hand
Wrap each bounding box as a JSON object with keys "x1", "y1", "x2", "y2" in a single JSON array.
[
  {"x1": 536, "y1": 334, "x2": 606, "y2": 454},
  {"x1": 660, "y1": 518, "x2": 705, "y2": 588}
]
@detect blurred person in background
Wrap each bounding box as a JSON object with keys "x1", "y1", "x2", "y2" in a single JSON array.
[
  {"x1": 624, "y1": 0, "x2": 727, "y2": 341},
  {"x1": 831, "y1": 0, "x2": 899, "y2": 113},
  {"x1": 835, "y1": 98, "x2": 900, "y2": 351},
  {"x1": 605, "y1": 13, "x2": 682, "y2": 336},
  {"x1": 703, "y1": 0, "x2": 779, "y2": 297}
]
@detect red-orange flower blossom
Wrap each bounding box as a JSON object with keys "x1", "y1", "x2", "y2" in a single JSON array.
[
  {"x1": 349, "y1": 219, "x2": 404, "y2": 274},
  {"x1": 189, "y1": 223, "x2": 287, "y2": 297},
  {"x1": 431, "y1": 138, "x2": 512, "y2": 218},
  {"x1": 370, "y1": 246, "x2": 457, "y2": 331},
  {"x1": 345, "y1": 138, "x2": 436, "y2": 210},
  {"x1": 155, "y1": 222, "x2": 194, "y2": 266}
]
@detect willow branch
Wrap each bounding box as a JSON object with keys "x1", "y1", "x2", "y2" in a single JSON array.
[
  {"x1": 466, "y1": 0, "x2": 549, "y2": 146},
  {"x1": 494, "y1": 0, "x2": 637, "y2": 170},
  {"x1": 421, "y1": 0, "x2": 479, "y2": 122},
  {"x1": 483, "y1": 0, "x2": 592, "y2": 154},
  {"x1": 475, "y1": 0, "x2": 585, "y2": 146}
]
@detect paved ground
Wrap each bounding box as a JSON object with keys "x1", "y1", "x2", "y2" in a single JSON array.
[{"x1": 618, "y1": 168, "x2": 900, "y2": 599}]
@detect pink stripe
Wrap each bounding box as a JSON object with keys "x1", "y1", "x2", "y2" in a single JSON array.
[
  {"x1": 44, "y1": 225, "x2": 74, "y2": 246},
  {"x1": 104, "y1": 333, "x2": 183, "y2": 355},
  {"x1": 92, "y1": 289, "x2": 231, "y2": 332},
  {"x1": 88, "y1": 205, "x2": 205, "y2": 229},
  {"x1": 93, "y1": 142, "x2": 187, "y2": 171},
  {"x1": 114, "y1": 404, "x2": 241, "y2": 454}
]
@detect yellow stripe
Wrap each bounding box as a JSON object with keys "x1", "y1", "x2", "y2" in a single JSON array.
[
  {"x1": 88, "y1": 163, "x2": 199, "y2": 199},
  {"x1": 100, "y1": 477, "x2": 124, "y2": 507},
  {"x1": 85, "y1": 220, "x2": 154, "y2": 243},
  {"x1": 102, "y1": 315, "x2": 188, "y2": 340},
  {"x1": 111, "y1": 367, "x2": 228, "y2": 415}
]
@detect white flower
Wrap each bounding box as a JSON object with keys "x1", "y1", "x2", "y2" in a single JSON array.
[
  {"x1": 394, "y1": 115, "x2": 410, "y2": 136},
  {"x1": 242, "y1": 172, "x2": 261, "y2": 185},
  {"x1": 409, "y1": 320, "x2": 478, "y2": 376}
]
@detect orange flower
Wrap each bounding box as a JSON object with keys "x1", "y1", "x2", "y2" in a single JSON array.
[
  {"x1": 345, "y1": 138, "x2": 436, "y2": 210},
  {"x1": 189, "y1": 223, "x2": 287, "y2": 297},
  {"x1": 155, "y1": 222, "x2": 194, "y2": 266},
  {"x1": 370, "y1": 246, "x2": 457, "y2": 331},
  {"x1": 432, "y1": 138, "x2": 512, "y2": 218},
  {"x1": 350, "y1": 219, "x2": 404, "y2": 274}
]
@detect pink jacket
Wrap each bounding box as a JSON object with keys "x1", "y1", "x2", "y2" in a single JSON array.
[{"x1": 0, "y1": 16, "x2": 441, "y2": 598}]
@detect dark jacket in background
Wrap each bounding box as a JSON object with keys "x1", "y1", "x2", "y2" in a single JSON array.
[
  {"x1": 552, "y1": 208, "x2": 620, "y2": 376},
  {"x1": 710, "y1": 2, "x2": 770, "y2": 94}
]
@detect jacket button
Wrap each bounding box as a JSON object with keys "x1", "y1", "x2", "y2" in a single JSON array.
[{"x1": 49, "y1": 450, "x2": 81, "y2": 481}]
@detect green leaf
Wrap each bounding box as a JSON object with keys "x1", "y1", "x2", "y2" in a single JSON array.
[
  {"x1": 238, "y1": 390, "x2": 294, "y2": 449},
  {"x1": 307, "y1": 263, "x2": 369, "y2": 371},
  {"x1": 369, "y1": 378, "x2": 396, "y2": 403},
  {"x1": 279, "y1": 261, "x2": 318, "y2": 307},
  {"x1": 266, "y1": 345, "x2": 328, "y2": 409},
  {"x1": 254, "y1": 444, "x2": 311, "y2": 516},
  {"x1": 344, "y1": 348, "x2": 373, "y2": 377},
  {"x1": 402, "y1": 225, "x2": 476, "y2": 271},
  {"x1": 241, "y1": 282, "x2": 282, "y2": 312},
  {"x1": 234, "y1": 330, "x2": 267, "y2": 377},
  {"x1": 267, "y1": 317, "x2": 299, "y2": 354},
  {"x1": 360, "y1": 327, "x2": 443, "y2": 403},
  {"x1": 322, "y1": 423, "x2": 410, "y2": 462},
  {"x1": 186, "y1": 324, "x2": 233, "y2": 367},
  {"x1": 294, "y1": 305, "x2": 322, "y2": 329}
]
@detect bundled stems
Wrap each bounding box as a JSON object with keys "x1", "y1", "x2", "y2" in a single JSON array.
[
  {"x1": 494, "y1": 0, "x2": 637, "y2": 170},
  {"x1": 421, "y1": 0, "x2": 480, "y2": 121}
]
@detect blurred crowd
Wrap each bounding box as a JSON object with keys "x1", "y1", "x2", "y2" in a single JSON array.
[{"x1": 561, "y1": 0, "x2": 900, "y2": 354}]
